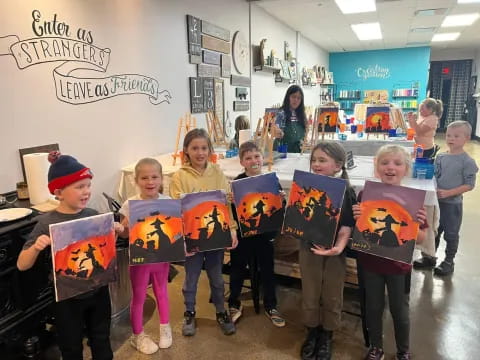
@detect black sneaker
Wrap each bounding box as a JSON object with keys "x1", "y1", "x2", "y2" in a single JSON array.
[
  {"x1": 301, "y1": 326, "x2": 319, "y2": 360},
  {"x1": 216, "y1": 311, "x2": 236, "y2": 335},
  {"x1": 396, "y1": 351, "x2": 411, "y2": 360},
  {"x1": 413, "y1": 256, "x2": 436, "y2": 270},
  {"x1": 434, "y1": 261, "x2": 454, "y2": 276},
  {"x1": 364, "y1": 347, "x2": 384, "y2": 360},
  {"x1": 316, "y1": 330, "x2": 332, "y2": 360},
  {"x1": 182, "y1": 311, "x2": 196, "y2": 336}
]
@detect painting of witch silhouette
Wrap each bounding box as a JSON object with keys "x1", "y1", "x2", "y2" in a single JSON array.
[
  {"x1": 282, "y1": 170, "x2": 346, "y2": 247},
  {"x1": 50, "y1": 213, "x2": 117, "y2": 302},
  {"x1": 318, "y1": 107, "x2": 340, "y2": 133},
  {"x1": 128, "y1": 199, "x2": 185, "y2": 265},
  {"x1": 350, "y1": 180, "x2": 426, "y2": 264},
  {"x1": 365, "y1": 106, "x2": 390, "y2": 133},
  {"x1": 231, "y1": 172, "x2": 285, "y2": 237},
  {"x1": 182, "y1": 190, "x2": 232, "y2": 253}
]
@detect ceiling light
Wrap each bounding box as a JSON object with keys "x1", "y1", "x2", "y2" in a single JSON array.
[
  {"x1": 335, "y1": 0, "x2": 376, "y2": 14},
  {"x1": 351, "y1": 23, "x2": 382, "y2": 40},
  {"x1": 458, "y1": 0, "x2": 480, "y2": 4},
  {"x1": 432, "y1": 33, "x2": 461, "y2": 41},
  {"x1": 415, "y1": 8, "x2": 448, "y2": 16},
  {"x1": 410, "y1": 27, "x2": 436, "y2": 33},
  {"x1": 441, "y1": 13, "x2": 479, "y2": 27}
]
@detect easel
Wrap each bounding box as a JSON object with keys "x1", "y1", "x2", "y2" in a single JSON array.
[
  {"x1": 172, "y1": 112, "x2": 197, "y2": 165},
  {"x1": 206, "y1": 110, "x2": 228, "y2": 147},
  {"x1": 301, "y1": 107, "x2": 321, "y2": 154},
  {"x1": 254, "y1": 112, "x2": 276, "y2": 171}
]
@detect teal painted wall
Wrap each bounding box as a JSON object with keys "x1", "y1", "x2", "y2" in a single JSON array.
[{"x1": 329, "y1": 47, "x2": 431, "y2": 108}]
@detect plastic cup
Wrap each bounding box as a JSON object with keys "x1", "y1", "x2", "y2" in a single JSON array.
[
  {"x1": 407, "y1": 128, "x2": 415, "y2": 140},
  {"x1": 351, "y1": 125, "x2": 357, "y2": 134},
  {"x1": 339, "y1": 123, "x2": 346, "y2": 132}
]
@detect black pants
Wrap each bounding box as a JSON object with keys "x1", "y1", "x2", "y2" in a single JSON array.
[
  {"x1": 363, "y1": 270, "x2": 410, "y2": 354},
  {"x1": 228, "y1": 237, "x2": 276, "y2": 310},
  {"x1": 55, "y1": 286, "x2": 113, "y2": 360}
]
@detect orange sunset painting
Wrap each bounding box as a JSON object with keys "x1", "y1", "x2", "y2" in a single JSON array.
[
  {"x1": 350, "y1": 181, "x2": 426, "y2": 264},
  {"x1": 365, "y1": 106, "x2": 390, "y2": 133},
  {"x1": 283, "y1": 170, "x2": 346, "y2": 248},
  {"x1": 182, "y1": 190, "x2": 232, "y2": 253},
  {"x1": 231, "y1": 173, "x2": 285, "y2": 237},
  {"x1": 50, "y1": 213, "x2": 117, "y2": 302},
  {"x1": 128, "y1": 199, "x2": 185, "y2": 265},
  {"x1": 318, "y1": 107, "x2": 339, "y2": 133}
]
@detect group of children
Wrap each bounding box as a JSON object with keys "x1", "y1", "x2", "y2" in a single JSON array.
[{"x1": 16, "y1": 116, "x2": 477, "y2": 360}]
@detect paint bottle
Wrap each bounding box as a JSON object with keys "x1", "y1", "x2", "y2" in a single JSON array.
[{"x1": 414, "y1": 144, "x2": 424, "y2": 158}]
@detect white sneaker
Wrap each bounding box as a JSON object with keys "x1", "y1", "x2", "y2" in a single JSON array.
[
  {"x1": 159, "y1": 323, "x2": 173, "y2": 349},
  {"x1": 130, "y1": 332, "x2": 159, "y2": 354}
]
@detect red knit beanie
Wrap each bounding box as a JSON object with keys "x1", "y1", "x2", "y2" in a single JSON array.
[{"x1": 47, "y1": 152, "x2": 93, "y2": 194}]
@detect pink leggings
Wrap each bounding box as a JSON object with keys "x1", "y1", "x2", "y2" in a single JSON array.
[{"x1": 129, "y1": 263, "x2": 170, "y2": 334}]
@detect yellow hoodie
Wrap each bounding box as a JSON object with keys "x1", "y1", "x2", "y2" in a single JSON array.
[{"x1": 169, "y1": 162, "x2": 237, "y2": 229}]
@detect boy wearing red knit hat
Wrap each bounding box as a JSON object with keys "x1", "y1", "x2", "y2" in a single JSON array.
[{"x1": 17, "y1": 152, "x2": 121, "y2": 360}]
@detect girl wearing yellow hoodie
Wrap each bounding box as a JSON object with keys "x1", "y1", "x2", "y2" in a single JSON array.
[{"x1": 170, "y1": 128, "x2": 238, "y2": 337}]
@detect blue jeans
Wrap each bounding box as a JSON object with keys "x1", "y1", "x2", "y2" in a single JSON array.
[{"x1": 183, "y1": 249, "x2": 225, "y2": 313}]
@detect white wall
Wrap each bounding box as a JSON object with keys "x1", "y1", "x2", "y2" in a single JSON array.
[
  {"x1": 0, "y1": 0, "x2": 329, "y2": 210},
  {"x1": 430, "y1": 48, "x2": 476, "y2": 61},
  {"x1": 250, "y1": 5, "x2": 329, "y2": 125}
]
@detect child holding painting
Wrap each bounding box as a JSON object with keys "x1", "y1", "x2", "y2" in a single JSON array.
[
  {"x1": 353, "y1": 145, "x2": 427, "y2": 360},
  {"x1": 17, "y1": 153, "x2": 122, "y2": 360},
  {"x1": 118, "y1": 158, "x2": 172, "y2": 354},
  {"x1": 299, "y1": 141, "x2": 356, "y2": 360},
  {"x1": 228, "y1": 140, "x2": 285, "y2": 327},
  {"x1": 169, "y1": 128, "x2": 238, "y2": 337}
]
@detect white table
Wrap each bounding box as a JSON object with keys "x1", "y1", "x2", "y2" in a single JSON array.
[{"x1": 118, "y1": 153, "x2": 438, "y2": 256}]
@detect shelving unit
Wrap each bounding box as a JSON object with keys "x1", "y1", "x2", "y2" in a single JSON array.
[
  {"x1": 319, "y1": 83, "x2": 335, "y2": 105},
  {"x1": 392, "y1": 81, "x2": 419, "y2": 113},
  {"x1": 335, "y1": 85, "x2": 361, "y2": 112}
]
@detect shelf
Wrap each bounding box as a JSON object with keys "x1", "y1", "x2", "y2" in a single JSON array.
[
  {"x1": 338, "y1": 97, "x2": 361, "y2": 100},
  {"x1": 253, "y1": 64, "x2": 281, "y2": 73},
  {"x1": 275, "y1": 74, "x2": 296, "y2": 84},
  {"x1": 392, "y1": 95, "x2": 417, "y2": 98}
]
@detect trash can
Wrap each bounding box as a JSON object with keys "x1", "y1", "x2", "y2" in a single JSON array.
[{"x1": 109, "y1": 245, "x2": 131, "y2": 322}]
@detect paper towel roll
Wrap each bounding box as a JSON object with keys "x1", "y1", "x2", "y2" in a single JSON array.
[
  {"x1": 23, "y1": 153, "x2": 51, "y2": 205},
  {"x1": 238, "y1": 129, "x2": 252, "y2": 146}
]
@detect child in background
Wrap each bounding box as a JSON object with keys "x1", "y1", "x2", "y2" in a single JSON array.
[
  {"x1": 17, "y1": 153, "x2": 121, "y2": 360},
  {"x1": 229, "y1": 115, "x2": 250, "y2": 149},
  {"x1": 299, "y1": 142, "x2": 356, "y2": 360},
  {"x1": 169, "y1": 128, "x2": 238, "y2": 336},
  {"x1": 414, "y1": 121, "x2": 478, "y2": 275},
  {"x1": 228, "y1": 141, "x2": 285, "y2": 327},
  {"x1": 118, "y1": 158, "x2": 172, "y2": 354},
  {"x1": 407, "y1": 98, "x2": 443, "y2": 158},
  {"x1": 353, "y1": 145, "x2": 427, "y2": 360}
]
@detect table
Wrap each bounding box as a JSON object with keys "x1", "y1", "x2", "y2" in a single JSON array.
[{"x1": 118, "y1": 153, "x2": 438, "y2": 256}]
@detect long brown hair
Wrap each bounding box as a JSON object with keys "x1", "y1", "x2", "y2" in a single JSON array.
[
  {"x1": 310, "y1": 141, "x2": 349, "y2": 182},
  {"x1": 182, "y1": 128, "x2": 214, "y2": 165}
]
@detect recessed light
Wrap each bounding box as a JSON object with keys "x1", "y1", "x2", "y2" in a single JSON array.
[
  {"x1": 335, "y1": 0, "x2": 376, "y2": 14},
  {"x1": 351, "y1": 23, "x2": 382, "y2": 40},
  {"x1": 432, "y1": 33, "x2": 461, "y2": 41},
  {"x1": 441, "y1": 13, "x2": 479, "y2": 27}
]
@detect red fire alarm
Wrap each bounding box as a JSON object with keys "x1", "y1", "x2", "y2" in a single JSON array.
[{"x1": 442, "y1": 67, "x2": 451, "y2": 74}]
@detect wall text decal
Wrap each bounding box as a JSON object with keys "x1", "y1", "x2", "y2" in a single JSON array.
[
  {"x1": 0, "y1": 10, "x2": 172, "y2": 105},
  {"x1": 356, "y1": 64, "x2": 390, "y2": 80}
]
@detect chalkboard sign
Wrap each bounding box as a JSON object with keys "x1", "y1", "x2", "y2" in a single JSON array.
[
  {"x1": 231, "y1": 75, "x2": 250, "y2": 87},
  {"x1": 203, "y1": 78, "x2": 215, "y2": 111},
  {"x1": 190, "y1": 77, "x2": 204, "y2": 113},
  {"x1": 187, "y1": 15, "x2": 201, "y2": 56},
  {"x1": 189, "y1": 54, "x2": 202, "y2": 64},
  {"x1": 346, "y1": 150, "x2": 355, "y2": 169},
  {"x1": 203, "y1": 50, "x2": 221, "y2": 65},
  {"x1": 201, "y1": 20, "x2": 230, "y2": 42},
  {"x1": 233, "y1": 101, "x2": 249, "y2": 111}
]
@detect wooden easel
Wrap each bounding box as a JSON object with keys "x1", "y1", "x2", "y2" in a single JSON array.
[
  {"x1": 254, "y1": 112, "x2": 276, "y2": 171},
  {"x1": 172, "y1": 112, "x2": 197, "y2": 165},
  {"x1": 301, "y1": 107, "x2": 322, "y2": 154},
  {"x1": 206, "y1": 110, "x2": 228, "y2": 147}
]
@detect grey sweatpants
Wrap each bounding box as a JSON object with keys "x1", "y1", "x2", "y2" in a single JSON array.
[{"x1": 436, "y1": 201, "x2": 463, "y2": 263}]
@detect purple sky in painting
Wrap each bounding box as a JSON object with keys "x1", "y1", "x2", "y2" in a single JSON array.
[
  {"x1": 129, "y1": 199, "x2": 181, "y2": 224},
  {"x1": 231, "y1": 172, "x2": 281, "y2": 205},
  {"x1": 293, "y1": 170, "x2": 346, "y2": 209},
  {"x1": 181, "y1": 190, "x2": 226, "y2": 211},
  {"x1": 49, "y1": 213, "x2": 114, "y2": 252}
]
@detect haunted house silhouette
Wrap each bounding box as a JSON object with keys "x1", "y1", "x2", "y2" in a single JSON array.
[
  {"x1": 284, "y1": 186, "x2": 340, "y2": 247},
  {"x1": 238, "y1": 195, "x2": 285, "y2": 237},
  {"x1": 185, "y1": 205, "x2": 231, "y2": 252}
]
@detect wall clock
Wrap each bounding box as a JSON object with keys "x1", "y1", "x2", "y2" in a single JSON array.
[{"x1": 232, "y1": 31, "x2": 248, "y2": 74}]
